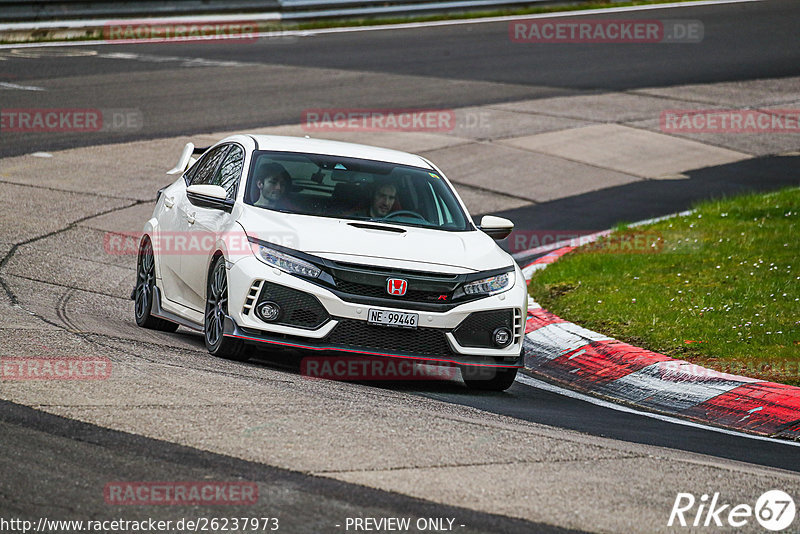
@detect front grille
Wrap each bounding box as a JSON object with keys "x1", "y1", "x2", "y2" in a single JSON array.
[
  {"x1": 328, "y1": 262, "x2": 461, "y2": 305},
  {"x1": 334, "y1": 280, "x2": 444, "y2": 302},
  {"x1": 452, "y1": 309, "x2": 514, "y2": 348},
  {"x1": 327, "y1": 319, "x2": 453, "y2": 358},
  {"x1": 256, "y1": 282, "x2": 329, "y2": 330}
]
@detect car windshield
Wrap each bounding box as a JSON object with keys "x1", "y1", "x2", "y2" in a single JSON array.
[{"x1": 244, "y1": 150, "x2": 471, "y2": 231}]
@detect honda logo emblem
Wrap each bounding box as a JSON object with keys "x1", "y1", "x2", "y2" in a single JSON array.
[{"x1": 386, "y1": 278, "x2": 408, "y2": 296}]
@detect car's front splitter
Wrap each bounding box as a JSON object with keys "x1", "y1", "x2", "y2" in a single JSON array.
[{"x1": 222, "y1": 315, "x2": 523, "y2": 369}]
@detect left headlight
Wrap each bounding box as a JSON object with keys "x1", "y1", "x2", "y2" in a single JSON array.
[
  {"x1": 251, "y1": 243, "x2": 321, "y2": 278},
  {"x1": 462, "y1": 270, "x2": 515, "y2": 296}
]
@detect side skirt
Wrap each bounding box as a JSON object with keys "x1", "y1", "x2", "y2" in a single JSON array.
[{"x1": 151, "y1": 286, "x2": 204, "y2": 331}]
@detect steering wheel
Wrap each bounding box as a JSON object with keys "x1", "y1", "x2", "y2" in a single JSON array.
[{"x1": 382, "y1": 210, "x2": 427, "y2": 222}]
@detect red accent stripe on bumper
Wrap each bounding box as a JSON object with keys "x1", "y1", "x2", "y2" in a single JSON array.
[{"x1": 224, "y1": 333, "x2": 522, "y2": 369}]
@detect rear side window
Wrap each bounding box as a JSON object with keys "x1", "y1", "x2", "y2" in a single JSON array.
[{"x1": 185, "y1": 145, "x2": 229, "y2": 187}]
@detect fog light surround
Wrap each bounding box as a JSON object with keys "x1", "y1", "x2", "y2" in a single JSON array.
[
  {"x1": 492, "y1": 327, "x2": 512, "y2": 348},
  {"x1": 256, "y1": 301, "x2": 281, "y2": 322}
]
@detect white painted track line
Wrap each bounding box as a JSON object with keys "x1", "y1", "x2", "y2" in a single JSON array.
[{"x1": 515, "y1": 373, "x2": 800, "y2": 447}]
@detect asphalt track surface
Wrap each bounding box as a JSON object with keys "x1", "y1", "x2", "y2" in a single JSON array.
[
  {"x1": 1, "y1": 0, "x2": 798, "y2": 159},
  {"x1": 0, "y1": 400, "x2": 570, "y2": 534},
  {"x1": 247, "y1": 353, "x2": 800, "y2": 473},
  {"x1": 2, "y1": 0, "x2": 800, "y2": 531}
]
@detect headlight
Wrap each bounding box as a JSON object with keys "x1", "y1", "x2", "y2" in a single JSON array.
[
  {"x1": 462, "y1": 271, "x2": 514, "y2": 296},
  {"x1": 251, "y1": 243, "x2": 321, "y2": 278}
]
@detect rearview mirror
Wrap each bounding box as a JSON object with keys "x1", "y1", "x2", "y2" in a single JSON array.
[
  {"x1": 479, "y1": 215, "x2": 514, "y2": 240},
  {"x1": 186, "y1": 184, "x2": 234, "y2": 213}
]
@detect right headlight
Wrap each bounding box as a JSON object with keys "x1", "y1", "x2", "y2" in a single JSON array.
[
  {"x1": 462, "y1": 271, "x2": 515, "y2": 296},
  {"x1": 250, "y1": 242, "x2": 321, "y2": 279}
]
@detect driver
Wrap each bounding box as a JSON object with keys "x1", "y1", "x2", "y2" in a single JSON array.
[
  {"x1": 253, "y1": 163, "x2": 291, "y2": 209},
  {"x1": 365, "y1": 181, "x2": 398, "y2": 218}
]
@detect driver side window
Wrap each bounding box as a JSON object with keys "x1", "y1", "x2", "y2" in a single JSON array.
[{"x1": 212, "y1": 145, "x2": 244, "y2": 199}]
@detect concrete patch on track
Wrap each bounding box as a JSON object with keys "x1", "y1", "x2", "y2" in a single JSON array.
[
  {"x1": 498, "y1": 124, "x2": 750, "y2": 179},
  {"x1": 420, "y1": 142, "x2": 641, "y2": 204},
  {"x1": 625, "y1": 115, "x2": 800, "y2": 157},
  {"x1": 4, "y1": 246, "x2": 133, "y2": 297},
  {"x1": 632, "y1": 76, "x2": 800, "y2": 108},
  {"x1": 247, "y1": 123, "x2": 470, "y2": 154},
  {"x1": 0, "y1": 181, "x2": 134, "y2": 241},
  {"x1": 443, "y1": 106, "x2": 594, "y2": 141},
  {"x1": 492, "y1": 92, "x2": 707, "y2": 124},
  {"x1": 0, "y1": 140, "x2": 199, "y2": 201}
]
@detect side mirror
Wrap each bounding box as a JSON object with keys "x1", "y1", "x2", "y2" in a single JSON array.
[
  {"x1": 479, "y1": 215, "x2": 514, "y2": 240},
  {"x1": 186, "y1": 184, "x2": 234, "y2": 213}
]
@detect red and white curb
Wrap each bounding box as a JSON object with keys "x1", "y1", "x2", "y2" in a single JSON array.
[{"x1": 520, "y1": 218, "x2": 800, "y2": 441}]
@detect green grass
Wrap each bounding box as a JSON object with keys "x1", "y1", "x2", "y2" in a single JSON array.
[
  {"x1": 1, "y1": 0, "x2": 701, "y2": 45},
  {"x1": 528, "y1": 187, "x2": 800, "y2": 385}
]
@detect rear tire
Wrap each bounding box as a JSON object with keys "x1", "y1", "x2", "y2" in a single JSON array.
[
  {"x1": 462, "y1": 366, "x2": 518, "y2": 392},
  {"x1": 134, "y1": 239, "x2": 179, "y2": 332},
  {"x1": 205, "y1": 256, "x2": 249, "y2": 361}
]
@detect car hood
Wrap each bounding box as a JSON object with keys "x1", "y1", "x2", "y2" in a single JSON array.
[{"x1": 238, "y1": 207, "x2": 512, "y2": 274}]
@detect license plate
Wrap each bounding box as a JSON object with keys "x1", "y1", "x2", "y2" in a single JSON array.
[{"x1": 367, "y1": 309, "x2": 418, "y2": 329}]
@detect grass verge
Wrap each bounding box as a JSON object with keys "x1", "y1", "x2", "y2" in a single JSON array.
[{"x1": 528, "y1": 187, "x2": 800, "y2": 386}]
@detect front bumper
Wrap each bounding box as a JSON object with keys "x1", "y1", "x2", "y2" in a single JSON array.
[{"x1": 224, "y1": 256, "x2": 528, "y2": 368}]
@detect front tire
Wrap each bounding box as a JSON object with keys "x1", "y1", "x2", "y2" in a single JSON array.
[
  {"x1": 134, "y1": 239, "x2": 179, "y2": 332},
  {"x1": 462, "y1": 366, "x2": 518, "y2": 392},
  {"x1": 205, "y1": 256, "x2": 248, "y2": 361}
]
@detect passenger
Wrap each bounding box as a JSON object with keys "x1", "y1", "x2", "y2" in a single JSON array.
[{"x1": 253, "y1": 163, "x2": 291, "y2": 209}]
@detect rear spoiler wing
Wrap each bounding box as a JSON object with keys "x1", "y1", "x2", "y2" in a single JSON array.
[{"x1": 166, "y1": 143, "x2": 210, "y2": 175}]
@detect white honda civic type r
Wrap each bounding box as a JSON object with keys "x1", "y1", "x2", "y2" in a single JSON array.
[{"x1": 133, "y1": 135, "x2": 527, "y2": 391}]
